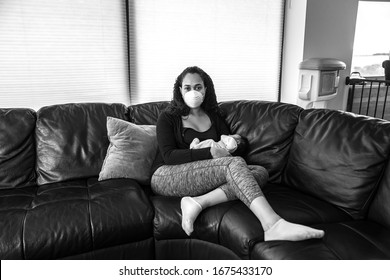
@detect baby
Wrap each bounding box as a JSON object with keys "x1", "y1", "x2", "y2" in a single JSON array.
[{"x1": 190, "y1": 134, "x2": 242, "y2": 153}]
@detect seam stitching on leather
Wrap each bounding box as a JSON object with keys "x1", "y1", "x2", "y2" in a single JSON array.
[
  {"x1": 21, "y1": 187, "x2": 38, "y2": 259},
  {"x1": 341, "y1": 222, "x2": 389, "y2": 257},
  {"x1": 86, "y1": 180, "x2": 95, "y2": 251},
  {"x1": 321, "y1": 236, "x2": 342, "y2": 260},
  {"x1": 217, "y1": 201, "x2": 240, "y2": 246}
]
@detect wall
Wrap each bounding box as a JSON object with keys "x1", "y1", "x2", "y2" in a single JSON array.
[
  {"x1": 281, "y1": 0, "x2": 359, "y2": 110},
  {"x1": 303, "y1": 0, "x2": 358, "y2": 110},
  {"x1": 280, "y1": 0, "x2": 307, "y2": 105}
]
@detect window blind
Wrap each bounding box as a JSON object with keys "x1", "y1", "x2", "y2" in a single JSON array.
[
  {"x1": 129, "y1": 0, "x2": 284, "y2": 104},
  {"x1": 0, "y1": 0, "x2": 129, "y2": 110}
]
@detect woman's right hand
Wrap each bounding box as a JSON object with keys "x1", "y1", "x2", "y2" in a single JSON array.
[{"x1": 210, "y1": 146, "x2": 232, "y2": 158}]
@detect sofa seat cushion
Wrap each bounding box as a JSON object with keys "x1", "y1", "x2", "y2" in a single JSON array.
[
  {"x1": 155, "y1": 239, "x2": 240, "y2": 260},
  {"x1": 152, "y1": 183, "x2": 352, "y2": 259},
  {"x1": 0, "y1": 178, "x2": 154, "y2": 259},
  {"x1": 61, "y1": 238, "x2": 155, "y2": 260},
  {"x1": 263, "y1": 184, "x2": 353, "y2": 224},
  {"x1": 251, "y1": 220, "x2": 390, "y2": 260},
  {"x1": 0, "y1": 186, "x2": 37, "y2": 259}
]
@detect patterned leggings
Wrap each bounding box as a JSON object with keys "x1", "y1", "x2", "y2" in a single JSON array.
[{"x1": 151, "y1": 156, "x2": 268, "y2": 207}]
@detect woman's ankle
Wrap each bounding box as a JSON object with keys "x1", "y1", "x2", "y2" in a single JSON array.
[
  {"x1": 195, "y1": 188, "x2": 228, "y2": 209},
  {"x1": 249, "y1": 196, "x2": 281, "y2": 231},
  {"x1": 262, "y1": 215, "x2": 282, "y2": 232}
]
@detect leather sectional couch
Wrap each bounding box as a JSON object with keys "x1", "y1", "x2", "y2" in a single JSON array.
[{"x1": 1, "y1": 100, "x2": 390, "y2": 259}]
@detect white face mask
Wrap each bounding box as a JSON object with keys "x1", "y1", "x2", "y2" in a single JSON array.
[{"x1": 183, "y1": 90, "x2": 205, "y2": 108}]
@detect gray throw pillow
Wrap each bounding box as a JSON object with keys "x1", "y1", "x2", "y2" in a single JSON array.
[{"x1": 99, "y1": 117, "x2": 157, "y2": 184}]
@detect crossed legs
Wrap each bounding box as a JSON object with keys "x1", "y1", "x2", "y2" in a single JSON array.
[{"x1": 151, "y1": 157, "x2": 324, "y2": 241}]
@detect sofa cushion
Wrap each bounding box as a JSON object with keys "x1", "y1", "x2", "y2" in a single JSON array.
[
  {"x1": 152, "y1": 183, "x2": 351, "y2": 259},
  {"x1": 368, "y1": 160, "x2": 390, "y2": 229},
  {"x1": 155, "y1": 239, "x2": 240, "y2": 260},
  {"x1": 98, "y1": 117, "x2": 157, "y2": 184},
  {"x1": 0, "y1": 108, "x2": 36, "y2": 189},
  {"x1": 262, "y1": 184, "x2": 353, "y2": 223},
  {"x1": 152, "y1": 196, "x2": 240, "y2": 242},
  {"x1": 252, "y1": 220, "x2": 390, "y2": 260},
  {"x1": 0, "y1": 187, "x2": 37, "y2": 259},
  {"x1": 283, "y1": 109, "x2": 390, "y2": 219},
  {"x1": 128, "y1": 101, "x2": 170, "y2": 125},
  {"x1": 61, "y1": 239, "x2": 155, "y2": 260},
  {"x1": 217, "y1": 184, "x2": 352, "y2": 259},
  {"x1": 0, "y1": 178, "x2": 154, "y2": 259},
  {"x1": 219, "y1": 101, "x2": 303, "y2": 183},
  {"x1": 35, "y1": 103, "x2": 128, "y2": 185}
]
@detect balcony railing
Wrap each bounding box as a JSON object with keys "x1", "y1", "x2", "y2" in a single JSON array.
[{"x1": 346, "y1": 75, "x2": 390, "y2": 120}]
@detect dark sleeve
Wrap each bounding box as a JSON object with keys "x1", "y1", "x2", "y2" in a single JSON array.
[
  {"x1": 156, "y1": 112, "x2": 212, "y2": 165},
  {"x1": 216, "y1": 114, "x2": 231, "y2": 136}
]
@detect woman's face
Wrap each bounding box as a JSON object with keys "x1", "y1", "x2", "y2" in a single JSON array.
[{"x1": 180, "y1": 73, "x2": 206, "y2": 96}]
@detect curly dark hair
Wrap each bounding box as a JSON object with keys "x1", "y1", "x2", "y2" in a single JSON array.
[{"x1": 166, "y1": 66, "x2": 223, "y2": 116}]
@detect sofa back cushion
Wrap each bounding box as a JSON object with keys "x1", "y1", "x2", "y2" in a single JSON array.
[
  {"x1": 0, "y1": 108, "x2": 36, "y2": 188},
  {"x1": 283, "y1": 109, "x2": 390, "y2": 219},
  {"x1": 219, "y1": 101, "x2": 303, "y2": 182},
  {"x1": 368, "y1": 160, "x2": 390, "y2": 229},
  {"x1": 35, "y1": 103, "x2": 128, "y2": 185},
  {"x1": 128, "y1": 101, "x2": 170, "y2": 125}
]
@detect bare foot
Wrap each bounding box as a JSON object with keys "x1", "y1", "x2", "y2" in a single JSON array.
[
  {"x1": 180, "y1": 196, "x2": 202, "y2": 236},
  {"x1": 264, "y1": 218, "x2": 325, "y2": 241}
]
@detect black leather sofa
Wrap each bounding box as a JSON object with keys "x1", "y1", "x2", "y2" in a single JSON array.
[{"x1": 1, "y1": 100, "x2": 390, "y2": 259}]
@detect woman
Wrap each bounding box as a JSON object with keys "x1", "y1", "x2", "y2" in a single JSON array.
[{"x1": 151, "y1": 66, "x2": 324, "y2": 241}]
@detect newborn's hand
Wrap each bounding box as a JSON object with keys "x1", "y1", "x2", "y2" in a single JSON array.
[{"x1": 210, "y1": 146, "x2": 231, "y2": 158}]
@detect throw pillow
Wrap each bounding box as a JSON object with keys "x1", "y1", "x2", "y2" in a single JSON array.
[{"x1": 99, "y1": 117, "x2": 157, "y2": 184}]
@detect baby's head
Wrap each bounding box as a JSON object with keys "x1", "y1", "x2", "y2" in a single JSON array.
[
  {"x1": 221, "y1": 134, "x2": 243, "y2": 153},
  {"x1": 231, "y1": 134, "x2": 242, "y2": 144},
  {"x1": 231, "y1": 134, "x2": 248, "y2": 155}
]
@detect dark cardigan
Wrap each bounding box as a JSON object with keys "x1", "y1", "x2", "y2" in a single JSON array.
[{"x1": 151, "y1": 110, "x2": 231, "y2": 174}]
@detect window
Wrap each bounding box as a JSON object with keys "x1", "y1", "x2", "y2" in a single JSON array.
[
  {"x1": 129, "y1": 0, "x2": 284, "y2": 104},
  {"x1": 351, "y1": 1, "x2": 390, "y2": 77},
  {"x1": 0, "y1": 0, "x2": 129, "y2": 110},
  {"x1": 0, "y1": 0, "x2": 284, "y2": 109}
]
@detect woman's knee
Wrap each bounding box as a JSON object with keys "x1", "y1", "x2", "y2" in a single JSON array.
[
  {"x1": 213, "y1": 155, "x2": 245, "y2": 165},
  {"x1": 250, "y1": 165, "x2": 269, "y2": 177},
  {"x1": 225, "y1": 156, "x2": 247, "y2": 169},
  {"x1": 232, "y1": 156, "x2": 246, "y2": 163},
  {"x1": 150, "y1": 174, "x2": 163, "y2": 195},
  {"x1": 249, "y1": 165, "x2": 269, "y2": 187}
]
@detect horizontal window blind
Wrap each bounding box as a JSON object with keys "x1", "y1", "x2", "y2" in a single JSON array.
[
  {"x1": 0, "y1": 0, "x2": 129, "y2": 110},
  {"x1": 129, "y1": 0, "x2": 284, "y2": 104}
]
